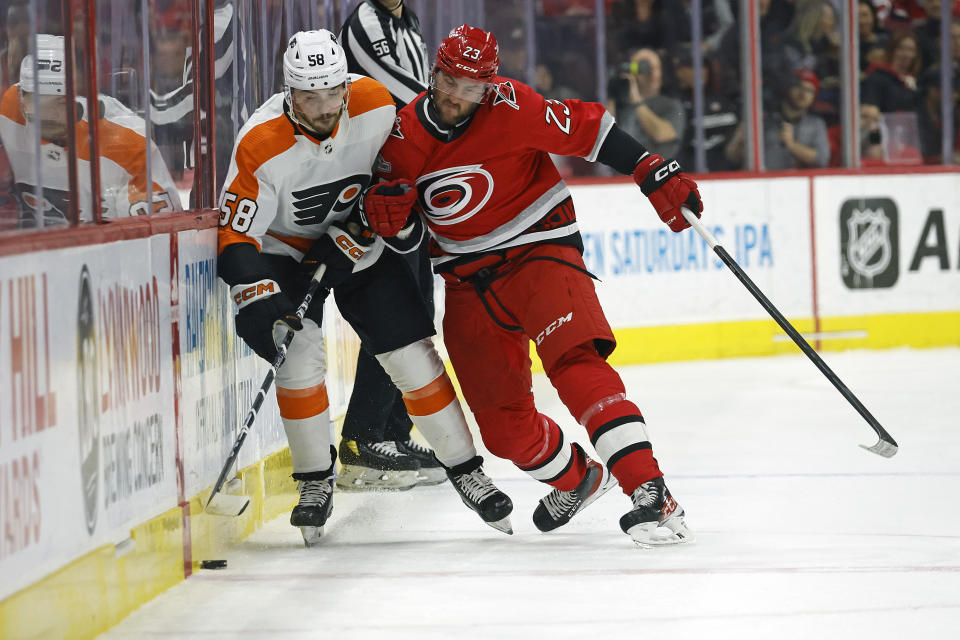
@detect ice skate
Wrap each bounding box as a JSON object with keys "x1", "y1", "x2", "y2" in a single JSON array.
[
  {"x1": 533, "y1": 450, "x2": 617, "y2": 532},
  {"x1": 619, "y1": 476, "x2": 694, "y2": 548},
  {"x1": 396, "y1": 437, "x2": 447, "y2": 486},
  {"x1": 336, "y1": 439, "x2": 420, "y2": 491},
  {"x1": 446, "y1": 456, "x2": 514, "y2": 534},
  {"x1": 290, "y1": 476, "x2": 334, "y2": 547}
]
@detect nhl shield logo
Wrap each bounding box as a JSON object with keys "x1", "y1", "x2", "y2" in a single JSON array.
[{"x1": 839, "y1": 198, "x2": 899, "y2": 289}]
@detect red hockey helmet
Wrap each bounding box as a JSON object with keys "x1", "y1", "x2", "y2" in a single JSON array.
[{"x1": 434, "y1": 24, "x2": 499, "y2": 82}]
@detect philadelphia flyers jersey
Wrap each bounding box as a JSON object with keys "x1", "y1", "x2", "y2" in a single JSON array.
[
  {"x1": 0, "y1": 86, "x2": 181, "y2": 225},
  {"x1": 218, "y1": 74, "x2": 395, "y2": 263},
  {"x1": 375, "y1": 78, "x2": 614, "y2": 261}
]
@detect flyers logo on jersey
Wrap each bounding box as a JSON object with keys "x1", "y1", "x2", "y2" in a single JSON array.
[
  {"x1": 290, "y1": 173, "x2": 369, "y2": 226},
  {"x1": 416, "y1": 164, "x2": 493, "y2": 227}
]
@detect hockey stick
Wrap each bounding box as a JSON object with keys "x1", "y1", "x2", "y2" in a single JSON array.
[
  {"x1": 680, "y1": 208, "x2": 898, "y2": 458},
  {"x1": 205, "y1": 265, "x2": 328, "y2": 516}
]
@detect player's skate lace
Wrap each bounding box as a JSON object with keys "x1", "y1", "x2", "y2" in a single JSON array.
[
  {"x1": 631, "y1": 481, "x2": 659, "y2": 508},
  {"x1": 399, "y1": 438, "x2": 433, "y2": 457},
  {"x1": 452, "y1": 468, "x2": 499, "y2": 504},
  {"x1": 297, "y1": 479, "x2": 332, "y2": 507},
  {"x1": 540, "y1": 488, "x2": 580, "y2": 520},
  {"x1": 368, "y1": 441, "x2": 404, "y2": 459}
]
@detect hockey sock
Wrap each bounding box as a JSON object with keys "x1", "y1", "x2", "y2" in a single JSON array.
[
  {"x1": 377, "y1": 339, "x2": 477, "y2": 467},
  {"x1": 516, "y1": 413, "x2": 587, "y2": 491},
  {"x1": 277, "y1": 383, "x2": 334, "y2": 473},
  {"x1": 548, "y1": 344, "x2": 662, "y2": 494}
]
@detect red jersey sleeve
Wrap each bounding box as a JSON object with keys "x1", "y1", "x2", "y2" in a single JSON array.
[{"x1": 497, "y1": 80, "x2": 614, "y2": 161}]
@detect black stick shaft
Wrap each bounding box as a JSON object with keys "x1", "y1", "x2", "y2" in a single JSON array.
[
  {"x1": 680, "y1": 209, "x2": 897, "y2": 454},
  {"x1": 711, "y1": 244, "x2": 895, "y2": 444},
  {"x1": 206, "y1": 269, "x2": 325, "y2": 508}
]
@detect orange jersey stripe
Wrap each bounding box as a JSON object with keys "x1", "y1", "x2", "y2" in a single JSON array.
[
  {"x1": 265, "y1": 231, "x2": 313, "y2": 254},
  {"x1": 402, "y1": 373, "x2": 457, "y2": 417},
  {"x1": 219, "y1": 114, "x2": 298, "y2": 253},
  {"x1": 276, "y1": 383, "x2": 330, "y2": 420},
  {"x1": 348, "y1": 77, "x2": 394, "y2": 117},
  {"x1": 0, "y1": 86, "x2": 25, "y2": 124}
]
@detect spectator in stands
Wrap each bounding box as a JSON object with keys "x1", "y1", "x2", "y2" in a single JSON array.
[
  {"x1": 609, "y1": 48, "x2": 685, "y2": 159},
  {"x1": 860, "y1": 103, "x2": 887, "y2": 160},
  {"x1": 783, "y1": 0, "x2": 840, "y2": 72},
  {"x1": 608, "y1": 0, "x2": 668, "y2": 63},
  {"x1": 0, "y1": 35, "x2": 180, "y2": 227},
  {"x1": 859, "y1": 0, "x2": 890, "y2": 71},
  {"x1": 716, "y1": 0, "x2": 794, "y2": 102},
  {"x1": 726, "y1": 68, "x2": 829, "y2": 169},
  {"x1": 916, "y1": 66, "x2": 960, "y2": 161},
  {"x1": 861, "y1": 30, "x2": 922, "y2": 112},
  {"x1": 671, "y1": 48, "x2": 739, "y2": 171}
]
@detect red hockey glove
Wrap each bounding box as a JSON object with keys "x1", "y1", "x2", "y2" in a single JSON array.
[
  {"x1": 360, "y1": 179, "x2": 418, "y2": 237},
  {"x1": 633, "y1": 154, "x2": 703, "y2": 232}
]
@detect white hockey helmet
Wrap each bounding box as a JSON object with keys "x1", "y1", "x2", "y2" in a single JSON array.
[
  {"x1": 19, "y1": 34, "x2": 67, "y2": 95},
  {"x1": 282, "y1": 30, "x2": 348, "y2": 91}
]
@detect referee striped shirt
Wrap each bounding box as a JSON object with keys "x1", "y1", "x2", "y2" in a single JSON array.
[{"x1": 340, "y1": 1, "x2": 429, "y2": 108}]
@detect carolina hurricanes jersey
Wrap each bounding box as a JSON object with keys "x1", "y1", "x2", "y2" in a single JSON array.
[
  {"x1": 375, "y1": 78, "x2": 614, "y2": 260},
  {"x1": 0, "y1": 85, "x2": 181, "y2": 224},
  {"x1": 218, "y1": 74, "x2": 395, "y2": 264}
]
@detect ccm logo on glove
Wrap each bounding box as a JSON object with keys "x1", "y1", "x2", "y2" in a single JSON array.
[
  {"x1": 633, "y1": 153, "x2": 703, "y2": 233},
  {"x1": 333, "y1": 233, "x2": 364, "y2": 261},
  {"x1": 231, "y1": 279, "x2": 280, "y2": 309}
]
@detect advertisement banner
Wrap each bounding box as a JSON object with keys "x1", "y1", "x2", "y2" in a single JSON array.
[
  {"x1": 570, "y1": 177, "x2": 814, "y2": 328},
  {"x1": 0, "y1": 240, "x2": 176, "y2": 600},
  {"x1": 813, "y1": 174, "x2": 960, "y2": 316}
]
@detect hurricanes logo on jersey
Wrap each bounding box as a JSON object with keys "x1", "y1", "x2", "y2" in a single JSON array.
[
  {"x1": 492, "y1": 81, "x2": 519, "y2": 110},
  {"x1": 416, "y1": 164, "x2": 493, "y2": 227},
  {"x1": 290, "y1": 173, "x2": 369, "y2": 226}
]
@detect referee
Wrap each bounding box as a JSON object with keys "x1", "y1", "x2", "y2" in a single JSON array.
[{"x1": 336, "y1": 0, "x2": 444, "y2": 490}]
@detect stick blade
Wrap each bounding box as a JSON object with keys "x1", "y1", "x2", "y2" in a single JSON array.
[
  {"x1": 860, "y1": 438, "x2": 898, "y2": 458},
  {"x1": 204, "y1": 492, "x2": 250, "y2": 517}
]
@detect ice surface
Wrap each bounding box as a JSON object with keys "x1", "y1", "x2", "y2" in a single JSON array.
[{"x1": 101, "y1": 348, "x2": 960, "y2": 640}]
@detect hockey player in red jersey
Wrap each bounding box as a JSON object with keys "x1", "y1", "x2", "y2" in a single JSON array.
[{"x1": 362, "y1": 25, "x2": 698, "y2": 547}]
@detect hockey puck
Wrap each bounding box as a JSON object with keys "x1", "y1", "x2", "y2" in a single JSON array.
[{"x1": 199, "y1": 559, "x2": 228, "y2": 570}]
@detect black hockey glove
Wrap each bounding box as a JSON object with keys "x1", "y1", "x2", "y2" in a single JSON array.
[
  {"x1": 232, "y1": 279, "x2": 303, "y2": 362},
  {"x1": 300, "y1": 220, "x2": 375, "y2": 290}
]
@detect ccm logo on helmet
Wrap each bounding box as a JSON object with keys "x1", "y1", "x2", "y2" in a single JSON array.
[
  {"x1": 334, "y1": 233, "x2": 364, "y2": 261},
  {"x1": 535, "y1": 312, "x2": 573, "y2": 345},
  {"x1": 654, "y1": 161, "x2": 680, "y2": 182}
]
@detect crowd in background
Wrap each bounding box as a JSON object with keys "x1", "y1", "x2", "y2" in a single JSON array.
[
  {"x1": 531, "y1": 0, "x2": 960, "y2": 171},
  {"x1": 0, "y1": 0, "x2": 958, "y2": 232}
]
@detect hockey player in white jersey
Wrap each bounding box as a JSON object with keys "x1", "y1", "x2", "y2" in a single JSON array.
[
  {"x1": 217, "y1": 30, "x2": 512, "y2": 544},
  {"x1": 0, "y1": 34, "x2": 180, "y2": 226}
]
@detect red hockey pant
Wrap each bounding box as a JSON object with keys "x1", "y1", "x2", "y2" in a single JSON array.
[{"x1": 442, "y1": 244, "x2": 662, "y2": 494}]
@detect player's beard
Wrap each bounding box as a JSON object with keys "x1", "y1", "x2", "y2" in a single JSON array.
[
  {"x1": 432, "y1": 91, "x2": 478, "y2": 126},
  {"x1": 296, "y1": 106, "x2": 342, "y2": 137}
]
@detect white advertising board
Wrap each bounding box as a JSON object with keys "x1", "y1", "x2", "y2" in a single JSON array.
[
  {"x1": 0, "y1": 239, "x2": 176, "y2": 600},
  {"x1": 570, "y1": 177, "x2": 815, "y2": 328},
  {"x1": 175, "y1": 228, "x2": 288, "y2": 496},
  {"x1": 813, "y1": 173, "x2": 960, "y2": 316}
]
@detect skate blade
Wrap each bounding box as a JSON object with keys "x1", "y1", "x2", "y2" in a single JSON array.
[
  {"x1": 626, "y1": 520, "x2": 695, "y2": 548},
  {"x1": 485, "y1": 516, "x2": 514, "y2": 535},
  {"x1": 204, "y1": 492, "x2": 250, "y2": 517},
  {"x1": 336, "y1": 468, "x2": 419, "y2": 491},
  {"x1": 415, "y1": 468, "x2": 449, "y2": 486},
  {"x1": 300, "y1": 526, "x2": 325, "y2": 547}
]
